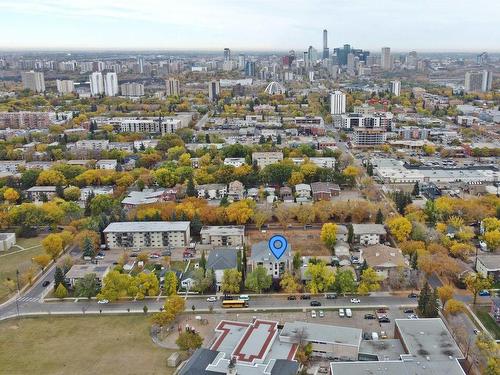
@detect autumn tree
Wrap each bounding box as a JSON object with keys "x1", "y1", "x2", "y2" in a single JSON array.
[
  {"x1": 176, "y1": 329, "x2": 203, "y2": 352},
  {"x1": 305, "y1": 261, "x2": 335, "y2": 294},
  {"x1": 3, "y1": 188, "x2": 19, "y2": 203},
  {"x1": 275, "y1": 204, "x2": 293, "y2": 230},
  {"x1": 221, "y1": 269, "x2": 242, "y2": 294},
  {"x1": 437, "y1": 284, "x2": 454, "y2": 305},
  {"x1": 444, "y1": 299, "x2": 465, "y2": 316},
  {"x1": 163, "y1": 271, "x2": 178, "y2": 296},
  {"x1": 36, "y1": 170, "x2": 66, "y2": 186},
  {"x1": 192, "y1": 268, "x2": 214, "y2": 294},
  {"x1": 225, "y1": 199, "x2": 255, "y2": 224},
  {"x1": 252, "y1": 209, "x2": 271, "y2": 230},
  {"x1": 74, "y1": 273, "x2": 100, "y2": 299},
  {"x1": 465, "y1": 273, "x2": 493, "y2": 305},
  {"x1": 386, "y1": 216, "x2": 412, "y2": 242},
  {"x1": 33, "y1": 254, "x2": 51, "y2": 270},
  {"x1": 320, "y1": 223, "x2": 337, "y2": 251},
  {"x1": 152, "y1": 295, "x2": 186, "y2": 327},
  {"x1": 42, "y1": 233, "x2": 64, "y2": 259},
  {"x1": 358, "y1": 267, "x2": 381, "y2": 294},
  {"x1": 484, "y1": 230, "x2": 500, "y2": 251},
  {"x1": 74, "y1": 230, "x2": 100, "y2": 250},
  {"x1": 63, "y1": 186, "x2": 81, "y2": 201},
  {"x1": 280, "y1": 271, "x2": 301, "y2": 293},
  {"x1": 245, "y1": 266, "x2": 272, "y2": 293},
  {"x1": 54, "y1": 283, "x2": 68, "y2": 299},
  {"x1": 334, "y1": 268, "x2": 357, "y2": 295}
]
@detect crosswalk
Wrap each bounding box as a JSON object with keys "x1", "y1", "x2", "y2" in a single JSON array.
[{"x1": 17, "y1": 296, "x2": 41, "y2": 303}]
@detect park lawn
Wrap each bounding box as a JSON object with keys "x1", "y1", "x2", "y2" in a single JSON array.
[
  {"x1": 0, "y1": 315, "x2": 176, "y2": 375},
  {"x1": 0, "y1": 244, "x2": 44, "y2": 301},
  {"x1": 15, "y1": 236, "x2": 44, "y2": 249},
  {"x1": 475, "y1": 307, "x2": 500, "y2": 340}
]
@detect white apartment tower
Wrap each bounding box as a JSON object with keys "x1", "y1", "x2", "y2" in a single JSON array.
[
  {"x1": 330, "y1": 91, "x2": 347, "y2": 115},
  {"x1": 391, "y1": 80, "x2": 401, "y2": 96},
  {"x1": 465, "y1": 70, "x2": 493, "y2": 92},
  {"x1": 166, "y1": 78, "x2": 180, "y2": 96},
  {"x1": 21, "y1": 71, "x2": 45, "y2": 93},
  {"x1": 104, "y1": 72, "x2": 119, "y2": 96},
  {"x1": 120, "y1": 82, "x2": 145, "y2": 97},
  {"x1": 89, "y1": 72, "x2": 104, "y2": 96},
  {"x1": 381, "y1": 47, "x2": 392, "y2": 70},
  {"x1": 56, "y1": 79, "x2": 75, "y2": 94}
]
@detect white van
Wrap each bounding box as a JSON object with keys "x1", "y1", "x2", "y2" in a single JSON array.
[
  {"x1": 346, "y1": 308, "x2": 352, "y2": 318},
  {"x1": 372, "y1": 332, "x2": 379, "y2": 340},
  {"x1": 239, "y1": 295, "x2": 250, "y2": 301},
  {"x1": 339, "y1": 308, "x2": 345, "y2": 317}
]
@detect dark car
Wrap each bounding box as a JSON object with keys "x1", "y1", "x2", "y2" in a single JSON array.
[
  {"x1": 408, "y1": 292, "x2": 419, "y2": 298},
  {"x1": 479, "y1": 290, "x2": 491, "y2": 297},
  {"x1": 379, "y1": 317, "x2": 390, "y2": 323},
  {"x1": 42, "y1": 280, "x2": 50, "y2": 287},
  {"x1": 364, "y1": 313, "x2": 376, "y2": 320},
  {"x1": 310, "y1": 301, "x2": 321, "y2": 307},
  {"x1": 130, "y1": 253, "x2": 138, "y2": 257},
  {"x1": 403, "y1": 309, "x2": 414, "y2": 314},
  {"x1": 287, "y1": 295, "x2": 297, "y2": 300},
  {"x1": 222, "y1": 295, "x2": 234, "y2": 301},
  {"x1": 300, "y1": 294, "x2": 311, "y2": 300},
  {"x1": 325, "y1": 293, "x2": 337, "y2": 299},
  {"x1": 363, "y1": 332, "x2": 372, "y2": 340},
  {"x1": 376, "y1": 308, "x2": 387, "y2": 314}
]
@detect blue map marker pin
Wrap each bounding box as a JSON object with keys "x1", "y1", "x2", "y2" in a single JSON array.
[{"x1": 268, "y1": 235, "x2": 288, "y2": 260}]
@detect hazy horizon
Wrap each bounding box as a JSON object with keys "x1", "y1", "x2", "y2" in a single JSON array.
[{"x1": 0, "y1": 0, "x2": 499, "y2": 52}]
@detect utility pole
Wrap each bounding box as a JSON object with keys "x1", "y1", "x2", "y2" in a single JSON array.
[{"x1": 15, "y1": 269, "x2": 20, "y2": 320}]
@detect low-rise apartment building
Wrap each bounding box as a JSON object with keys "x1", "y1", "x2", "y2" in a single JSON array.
[{"x1": 200, "y1": 226, "x2": 245, "y2": 247}]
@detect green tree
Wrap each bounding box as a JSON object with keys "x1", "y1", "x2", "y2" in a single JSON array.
[
  {"x1": 220, "y1": 269, "x2": 242, "y2": 294},
  {"x1": 375, "y1": 209, "x2": 384, "y2": 224},
  {"x1": 192, "y1": 268, "x2": 213, "y2": 294},
  {"x1": 54, "y1": 283, "x2": 68, "y2": 299},
  {"x1": 176, "y1": 329, "x2": 203, "y2": 352},
  {"x1": 54, "y1": 266, "x2": 67, "y2": 288},
  {"x1": 199, "y1": 250, "x2": 207, "y2": 273},
  {"x1": 63, "y1": 186, "x2": 81, "y2": 201},
  {"x1": 418, "y1": 281, "x2": 431, "y2": 315},
  {"x1": 163, "y1": 271, "x2": 178, "y2": 296},
  {"x1": 74, "y1": 273, "x2": 100, "y2": 299},
  {"x1": 82, "y1": 236, "x2": 95, "y2": 258},
  {"x1": 245, "y1": 266, "x2": 272, "y2": 293},
  {"x1": 334, "y1": 269, "x2": 357, "y2": 295},
  {"x1": 305, "y1": 262, "x2": 335, "y2": 294},
  {"x1": 292, "y1": 252, "x2": 302, "y2": 272},
  {"x1": 347, "y1": 224, "x2": 354, "y2": 244},
  {"x1": 423, "y1": 289, "x2": 439, "y2": 318},
  {"x1": 412, "y1": 182, "x2": 420, "y2": 196},
  {"x1": 186, "y1": 177, "x2": 197, "y2": 197}
]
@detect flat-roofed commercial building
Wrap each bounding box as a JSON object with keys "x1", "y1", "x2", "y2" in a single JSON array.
[{"x1": 103, "y1": 221, "x2": 190, "y2": 249}]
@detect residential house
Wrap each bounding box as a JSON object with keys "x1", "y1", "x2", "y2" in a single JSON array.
[
  {"x1": 476, "y1": 255, "x2": 500, "y2": 281},
  {"x1": 108, "y1": 142, "x2": 134, "y2": 152},
  {"x1": 64, "y1": 264, "x2": 111, "y2": 288},
  {"x1": 351, "y1": 224, "x2": 387, "y2": 245},
  {"x1": 75, "y1": 139, "x2": 109, "y2": 151},
  {"x1": 25, "y1": 161, "x2": 54, "y2": 170},
  {"x1": 224, "y1": 157, "x2": 246, "y2": 167},
  {"x1": 309, "y1": 157, "x2": 336, "y2": 169},
  {"x1": 206, "y1": 248, "x2": 238, "y2": 291},
  {"x1": 337, "y1": 225, "x2": 348, "y2": 242},
  {"x1": 361, "y1": 244, "x2": 408, "y2": 280},
  {"x1": 310, "y1": 182, "x2": 340, "y2": 201},
  {"x1": 80, "y1": 186, "x2": 114, "y2": 202},
  {"x1": 247, "y1": 188, "x2": 259, "y2": 200},
  {"x1": 196, "y1": 183, "x2": 227, "y2": 200},
  {"x1": 228, "y1": 180, "x2": 245, "y2": 201},
  {"x1": 96, "y1": 159, "x2": 118, "y2": 170},
  {"x1": 26, "y1": 186, "x2": 57, "y2": 202},
  {"x1": 295, "y1": 183, "x2": 311, "y2": 199},
  {"x1": 0, "y1": 160, "x2": 25, "y2": 173},
  {"x1": 249, "y1": 241, "x2": 292, "y2": 279},
  {"x1": 121, "y1": 189, "x2": 169, "y2": 208},
  {"x1": 200, "y1": 226, "x2": 245, "y2": 247},
  {"x1": 280, "y1": 186, "x2": 294, "y2": 202}
]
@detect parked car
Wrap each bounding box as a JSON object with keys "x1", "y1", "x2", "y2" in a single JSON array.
[
  {"x1": 408, "y1": 314, "x2": 419, "y2": 319},
  {"x1": 161, "y1": 250, "x2": 172, "y2": 256},
  {"x1": 300, "y1": 294, "x2": 311, "y2": 300},
  {"x1": 310, "y1": 301, "x2": 321, "y2": 307},
  {"x1": 479, "y1": 290, "x2": 491, "y2": 296},
  {"x1": 346, "y1": 308, "x2": 352, "y2": 318},
  {"x1": 380, "y1": 331, "x2": 388, "y2": 339},
  {"x1": 339, "y1": 308, "x2": 345, "y2": 317},
  {"x1": 364, "y1": 313, "x2": 376, "y2": 320},
  {"x1": 376, "y1": 308, "x2": 387, "y2": 314},
  {"x1": 97, "y1": 299, "x2": 109, "y2": 304},
  {"x1": 403, "y1": 309, "x2": 414, "y2": 314},
  {"x1": 319, "y1": 310, "x2": 324, "y2": 318},
  {"x1": 379, "y1": 316, "x2": 390, "y2": 323},
  {"x1": 350, "y1": 298, "x2": 360, "y2": 303},
  {"x1": 473, "y1": 329, "x2": 480, "y2": 335},
  {"x1": 239, "y1": 295, "x2": 250, "y2": 301},
  {"x1": 311, "y1": 310, "x2": 317, "y2": 318},
  {"x1": 363, "y1": 332, "x2": 372, "y2": 340},
  {"x1": 206, "y1": 296, "x2": 217, "y2": 302},
  {"x1": 287, "y1": 295, "x2": 297, "y2": 300},
  {"x1": 42, "y1": 280, "x2": 50, "y2": 287},
  {"x1": 325, "y1": 293, "x2": 337, "y2": 299},
  {"x1": 408, "y1": 292, "x2": 418, "y2": 298}
]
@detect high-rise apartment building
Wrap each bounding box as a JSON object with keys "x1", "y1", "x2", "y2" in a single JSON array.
[
  {"x1": 244, "y1": 61, "x2": 256, "y2": 77},
  {"x1": 120, "y1": 82, "x2": 145, "y2": 97},
  {"x1": 381, "y1": 47, "x2": 392, "y2": 70},
  {"x1": 208, "y1": 80, "x2": 220, "y2": 102},
  {"x1": 465, "y1": 70, "x2": 492, "y2": 92},
  {"x1": 391, "y1": 80, "x2": 401, "y2": 96},
  {"x1": 104, "y1": 72, "x2": 119, "y2": 96},
  {"x1": 21, "y1": 71, "x2": 45, "y2": 93},
  {"x1": 56, "y1": 79, "x2": 75, "y2": 94},
  {"x1": 322, "y1": 29, "x2": 329, "y2": 59},
  {"x1": 166, "y1": 78, "x2": 180, "y2": 96},
  {"x1": 330, "y1": 91, "x2": 346, "y2": 115},
  {"x1": 223, "y1": 48, "x2": 231, "y2": 62},
  {"x1": 238, "y1": 54, "x2": 246, "y2": 70},
  {"x1": 89, "y1": 72, "x2": 104, "y2": 96}
]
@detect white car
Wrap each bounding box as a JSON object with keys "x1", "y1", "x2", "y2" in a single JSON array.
[
  {"x1": 206, "y1": 296, "x2": 217, "y2": 303},
  {"x1": 319, "y1": 310, "x2": 324, "y2": 318},
  {"x1": 350, "y1": 298, "x2": 360, "y2": 303},
  {"x1": 311, "y1": 310, "x2": 317, "y2": 318},
  {"x1": 97, "y1": 299, "x2": 109, "y2": 304}
]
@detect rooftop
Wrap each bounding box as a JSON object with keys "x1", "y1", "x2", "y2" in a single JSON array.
[
  {"x1": 352, "y1": 224, "x2": 387, "y2": 235},
  {"x1": 250, "y1": 241, "x2": 292, "y2": 262},
  {"x1": 103, "y1": 221, "x2": 190, "y2": 233},
  {"x1": 280, "y1": 321, "x2": 361, "y2": 347},
  {"x1": 65, "y1": 264, "x2": 111, "y2": 279},
  {"x1": 201, "y1": 226, "x2": 245, "y2": 236},
  {"x1": 361, "y1": 244, "x2": 407, "y2": 269},
  {"x1": 477, "y1": 255, "x2": 500, "y2": 271},
  {"x1": 207, "y1": 248, "x2": 238, "y2": 270}
]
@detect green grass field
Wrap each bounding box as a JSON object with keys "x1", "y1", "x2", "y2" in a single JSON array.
[
  {"x1": 0, "y1": 315, "x2": 176, "y2": 375},
  {"x1": 0, "y1": 236, "x2": 44, "y2": 301},
  {"x1": 475, "y1": 307, "x2": 500, "y2": 340}
]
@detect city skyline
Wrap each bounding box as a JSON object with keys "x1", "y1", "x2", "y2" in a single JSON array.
[{"x1": 0, "y1": 0, "x2": 499, "y2": 52}]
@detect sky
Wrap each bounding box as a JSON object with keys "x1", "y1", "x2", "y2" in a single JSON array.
[{"x1": 0, "y1": 0, "x2": 499, "y2": 52}]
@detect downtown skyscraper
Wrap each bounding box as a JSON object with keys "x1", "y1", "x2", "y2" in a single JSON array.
[{"x1": 322, "y1": 29, "x2": 329, "y2": 59}]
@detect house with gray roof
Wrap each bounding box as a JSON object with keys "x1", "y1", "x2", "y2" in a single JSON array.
[
  {"x1": 207, "y1": 248, "x2": 239, "y2": 291},
  {"x1": 249, "y1": 241, "x2": 292, "y2": 279},
  {"x1": 351, "y1": 224, "x2": 387, "y2": 245}
]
